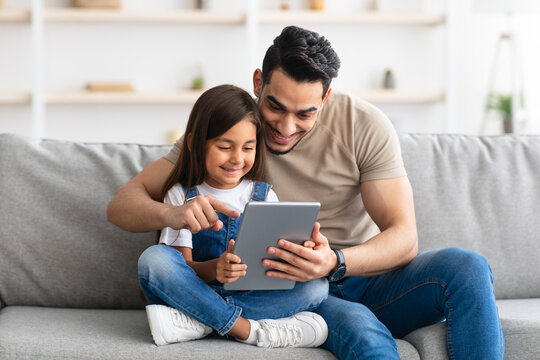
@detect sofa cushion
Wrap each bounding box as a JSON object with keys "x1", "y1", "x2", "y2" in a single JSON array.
[
  {"x1": 0, "y1": 306, "x2": 420, "y2": 359},
  {"x1": 400, "y1": 134, "x2": 540, "y2": 299},
  {"x1": 0, "y1": 134, "x2": 169, "y2": 309}
]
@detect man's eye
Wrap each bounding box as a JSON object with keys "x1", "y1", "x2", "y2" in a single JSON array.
[
  {"x1": 269, "y1": 104, "x2": 282, "y2": 111},
  {"x1": 299, "y1": 113, "x2": 313, "y2": 119}
]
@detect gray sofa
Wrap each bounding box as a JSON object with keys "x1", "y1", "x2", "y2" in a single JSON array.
[{"x1": 0, "y1": 132, "x2": 539, "y2": 359}]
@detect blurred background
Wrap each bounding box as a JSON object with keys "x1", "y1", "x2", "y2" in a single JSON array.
[{"x1": 0, "y1": 0, "x2": 538, "y2": 144}]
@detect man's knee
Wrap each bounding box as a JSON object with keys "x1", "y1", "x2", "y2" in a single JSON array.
[{"x1": 436, "y1": 247, "x2": 493, "y2": 286}]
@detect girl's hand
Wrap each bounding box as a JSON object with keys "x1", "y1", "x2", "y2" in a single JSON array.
[
  {"x1": 216, "y1": 240, "x2": 247, "y2": 283},
  {"x1": 165, "y1": 195, "x2": 240, "y2": 233}
]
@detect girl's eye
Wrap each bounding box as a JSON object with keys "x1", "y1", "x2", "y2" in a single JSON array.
[
  {"x1": 218, "y1": 146, "x2": 231, "y2": 151},
  {"x1": 243, "y1": 147, "x2": 254, "y2": 151}
]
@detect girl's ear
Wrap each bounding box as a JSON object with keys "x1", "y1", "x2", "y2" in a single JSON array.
[
  {"x1": 186, "y1": 133, "x2": 193, "y2": 151},
  {"x1": 253, "y1": 69, "x2": 263, "y2": 97}
]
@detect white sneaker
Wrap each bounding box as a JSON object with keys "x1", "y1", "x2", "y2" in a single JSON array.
[
  {"x1": 146, "y1": 305, "x2": 212, "y2": 346},
  {"x1": 256, "y1": 312, "x2": 328, "y2": 348}
]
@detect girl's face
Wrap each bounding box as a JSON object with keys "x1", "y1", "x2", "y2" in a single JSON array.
[{"x1": 204, "y1": 118, "x2": 257, "y2": 189}]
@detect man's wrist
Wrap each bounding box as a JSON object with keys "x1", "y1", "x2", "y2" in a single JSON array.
[{"x1": 327, "y1": 248, "x2": 347, "y2": 282}]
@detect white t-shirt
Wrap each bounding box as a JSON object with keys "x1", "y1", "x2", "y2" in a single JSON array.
[{"x1": 159, "y1": 180, "x2": 279, "y2": 248}]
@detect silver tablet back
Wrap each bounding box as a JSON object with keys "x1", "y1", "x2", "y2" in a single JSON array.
[{"x1": 223, "y1": 202, "x2": 320, "y2": 291}]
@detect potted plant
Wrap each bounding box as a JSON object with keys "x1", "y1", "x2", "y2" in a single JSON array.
[{"x1": 486, "y1": 93, "x2": 523, "y2": 134}]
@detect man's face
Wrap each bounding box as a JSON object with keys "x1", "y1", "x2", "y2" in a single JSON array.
[{"x1": 254, "y1": 68, "x2": 329, "y2": 155}]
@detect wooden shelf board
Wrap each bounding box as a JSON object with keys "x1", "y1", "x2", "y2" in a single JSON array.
[
  {"x1": 44, "y1": 9, "x2": 246, "y2": 24},
  {"x1": 259, "y1": 11, "x2": 445, "y2": 25},
  {"x1": 44, "y1": 90, "x2": 443, "y2": 105},
  {"x1": 0, "y1": 10, "x2": 31, "y2": 22},
  {"x1": 354, "y1": 90, "x2": 445, "y2": 103},
  {"x1": 0, "y1": 93, "x2": 31, "y2": 104},
  {"x1": 45, "y1": 90, "x2": 204, "y2": 104}
]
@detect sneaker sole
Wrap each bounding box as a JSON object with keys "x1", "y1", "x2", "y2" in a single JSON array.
[{"x1": 146, "y1": 305, "x2": 168, "y2": 346}]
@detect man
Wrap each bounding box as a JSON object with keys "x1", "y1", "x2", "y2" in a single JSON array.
[{"x1": 108, "y1": 26, "x2": 503, "y2": 359}]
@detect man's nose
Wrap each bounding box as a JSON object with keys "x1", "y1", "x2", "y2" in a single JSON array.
[{"x1": 275, "y1": 113, "x2": 296, "y2": 137}]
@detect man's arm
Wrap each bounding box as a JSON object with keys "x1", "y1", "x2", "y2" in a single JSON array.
[
  {"x1": 343, "y1": 176, "x2": 418, "y2": 277},
  {"x1": 107, "y1": 158, "x2": 176, "y2": 232},
  {"x1": 263, "y1": 176, "x2": 418, "y2": 280},
  {"x1": 107, "y1": 157, "x2": 240, "y2": 233}
]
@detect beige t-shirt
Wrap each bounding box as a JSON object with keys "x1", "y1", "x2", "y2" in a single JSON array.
[{"x1": 164, "y1": 92, "x2": 406, "y2": 249}]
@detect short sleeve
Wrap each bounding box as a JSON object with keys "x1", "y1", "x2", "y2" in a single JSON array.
[
  {"x1": 354, "y1": 103, "x2": 406, "y2": 182},
  {"x1": 163, "y1": 135, "x2": 184, "y2": 164}
]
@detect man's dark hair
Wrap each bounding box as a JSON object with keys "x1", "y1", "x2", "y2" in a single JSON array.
[{"x1": 262, "y1": 26, "x2": 341, "y2": 97}]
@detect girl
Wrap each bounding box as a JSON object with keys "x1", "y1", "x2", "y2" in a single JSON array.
[{"x1": 138, "y1": 85, "x2": 328, "y2": 348}]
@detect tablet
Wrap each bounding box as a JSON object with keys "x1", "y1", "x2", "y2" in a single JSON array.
[{"x1": 223, "y1": 201, "x2": 320, "y2": 291}]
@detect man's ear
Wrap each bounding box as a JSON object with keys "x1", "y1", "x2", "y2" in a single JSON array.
[
  {"x1": 322, "y1": 87, "x2": 332, "y2": 105},
  {"x1": 253, "y1": 69, "x2": 263, "y2": 97},
  {"x1": 186, "y1": 133, "x2": 193, "y2": 151}
]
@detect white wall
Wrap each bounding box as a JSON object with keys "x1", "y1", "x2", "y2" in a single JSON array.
[{"x1": 0, "y1": 0, "x2": 539, "y2": 144}]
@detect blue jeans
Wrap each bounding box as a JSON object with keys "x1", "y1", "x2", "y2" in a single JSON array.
[
  {"x1": 316, "y1": 247, "x2": 504, "y2": 360},
  {"x1": 138, "y1": 244, "x2": 329, "y2": 336}
]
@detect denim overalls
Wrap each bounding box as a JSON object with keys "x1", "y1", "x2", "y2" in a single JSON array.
[{"x1": 183, "y1": 181, "x2": 272, "y2": 263}]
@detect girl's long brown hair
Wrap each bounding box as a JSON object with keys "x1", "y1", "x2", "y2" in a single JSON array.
[{"x1": 160, "y1": 84, "x2": 266, "y2": 203}]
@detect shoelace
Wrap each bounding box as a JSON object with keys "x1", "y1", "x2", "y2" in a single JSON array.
[
  {"x1": 171, "y1": 309, "x2": 201, "y2": 331},
  {"x1": 258, "y1": 322, "x2": 302, "y2": 348}
]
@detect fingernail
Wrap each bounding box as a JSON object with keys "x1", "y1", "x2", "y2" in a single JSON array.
[
  {"x1": 278, "y1": 240, "x2": 285, "y2": 246},
  {"x1": 268, "y1": 247, "x2": 275, "y2": 254},
  {"x1": 262, "y1": 260, "x2": 270, "y2": 266}
]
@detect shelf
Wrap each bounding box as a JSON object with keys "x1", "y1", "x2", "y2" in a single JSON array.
[
  {"x1": 0, "y1": 93, "x2": 31, "y2": 104},
  {"x1": 43, "y1": 9, "x2": 246, "y2": 24},
  {"x1": 1, "y1": 9, "x2": 444, "y2": 25},
  {"x1": 45, "y1": 90, "x2": 204, "y2": 104},
  {"x1": 259, "y1": 11, "x2": 445, "y2": 25},
  {"x1": 42, "y1": 90, "x2": 443, "y2": 105},
  {"x1": 0, "y1": 10, "x2": 31, "y2": 22},
  {"x1": 353, "y1": 90, "x2": 445, "y2": 103}
]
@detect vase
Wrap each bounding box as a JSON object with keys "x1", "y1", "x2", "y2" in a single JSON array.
[{"x1": 503, "y1": 116, "x2": 514, "y2": 134}]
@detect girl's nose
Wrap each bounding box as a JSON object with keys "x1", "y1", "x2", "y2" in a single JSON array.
[{"x1": 230, "y1": 149, "x2": 242, "y2": 163}]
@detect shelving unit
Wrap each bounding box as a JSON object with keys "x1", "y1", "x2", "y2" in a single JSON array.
[
  {"x1": 0, "y1": 10, "x2": 30, "y2": 22},
  {"x1": 258, "y1": 11, "x2": 444, "y2": 25},
  {"x1": 45, "y1": 90, "x2": 203, "y2": 104},
  {"x1": 353, "y1": 90, "x2": 445, "y2": 104},
  {"x1": 43, "y1": 9, "x2": 246, "y2": 24},
  {"x1": 0, "y1": 93, "x2": 31, "y2": 105},
  {"x1": 0, "y1": 1, "x2": 452, "y2": 142}
]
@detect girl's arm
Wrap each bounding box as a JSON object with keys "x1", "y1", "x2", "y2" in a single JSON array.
[{"x1": 173, "y1": 246, "x2": 219, "y2": 283}]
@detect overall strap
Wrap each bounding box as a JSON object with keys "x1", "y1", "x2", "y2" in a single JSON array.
[
  {"x1": 182, "y1": 185, "x2": 200, "y2": 203},
  {"x1": 251, "y1": 181, "x2": 272, "y2": 201}
]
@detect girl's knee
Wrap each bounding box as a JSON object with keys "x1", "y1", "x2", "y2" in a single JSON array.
[
  {"x1": 296, "y1": 278, "x2": 329, "y2": 306},
  {"x1": 138, "y1": 244, "x2": 187, "y2": 278}
]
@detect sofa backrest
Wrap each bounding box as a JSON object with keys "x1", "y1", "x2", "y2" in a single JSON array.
[
  {"x1": 0, "y1": 134, "x2": 168, "y2": 309},
  {"x1": 1, "y1": 133, "x2": 538, "y2": 309},
  {"x1": 400, "y1": 134, "x2": 540, "y2": 299}
]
